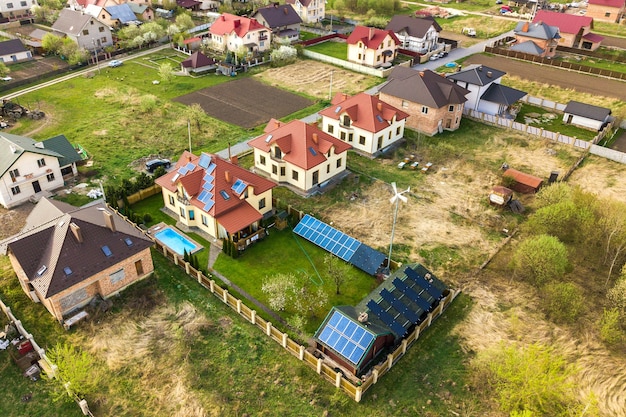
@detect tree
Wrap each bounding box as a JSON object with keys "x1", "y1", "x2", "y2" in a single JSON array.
[
  {"x1": 512, "y1": 235, "x2": 569, "y2": 286},
  {"x1": 596, "y1": 200, "x2": 626, "y2": 285},
  {"x1": 46, "y1": 343, "x2": 101, "y2": 401},
  {"x1": 474, "y1": 342, "x2": 579, "y2": 416},
  {"x1": 175, "y1": 13, "x2": 194, "y2": 31},
  {"x1": 323, "y1": 253, "x2": 353, "y2": 295},
  {"x1": 183, "y1": 103, "x2": 205, "y2": 132},
  {"x1": 0, "y1": 62, "x2": 9, "y2": 78},
  {"x1": 607, "y1": 269, "x2": 626, "y2": 317},
  {"x1": 542, "y1": 282, "x2": 584, "y2": 324},
  {"x1": 41, "y1": 33, "x2": 64, "y2": 55},
  {"x1": 158, "y1": 62, "x2": 175, "y2": 83},
  {"x1": 270, "y1": 45, "x2": 297, "y2": 67},
  {"x1": 599, "y1": 308, "x2": 624, "y2": 345},
  {"x1": 261, "y1": 273, "x2": 328, "y2": 321},
  {"x1": 534, "y1": 182, "x2": 573, "y2": 209}
]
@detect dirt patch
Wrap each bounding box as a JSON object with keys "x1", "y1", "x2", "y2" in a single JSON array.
[
  {"x1": 0, "y1": 204, "x2": 34, "y2": 240},
  {"x1": 173, "y1": 77, "x2": 313, "y2": 128},
  {"x1": 254, "y1": 60, "x2": 376, "y2": 100}
]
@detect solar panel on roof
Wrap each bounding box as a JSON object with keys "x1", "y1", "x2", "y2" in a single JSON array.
[
  {"x1": 206, "y1": 163, "x2": 216, "y2": 174},
  {"x1": 203, "y1": 200, "x2": 215, "y2": 211},
  {"x1": 381, "y1": 289, "x2": 419, "y2": 323},
  {"x1": 185, "y1": 162, "x2": 195, "y2": 171},
  {"x1": 367, "y1": 300, "x2": 406, "y2": 337},
  {"x1": 309, "y1": 147, "x2": 318, "y2": 156},
  {"x1": 376, "y1": 114, "x2": 384, "y2": 123},
  {"x1": 405, "y1": 267, "x2": 443, "y2": 300},
  {"x1": 393, "y1": 278, "x2": 426, "y2": 317},
  {"x1": 203, "y1": 173, "x2": 214, "y2": 183},
  {"x1": 317, "y1": 311, "x2": 375, "y2": 366},
  {"x1": 177, "y1": 166, "x2": 189, "y2": 175},
  {"x1": 198, "y1": 153, "x2": 211, "y2": 169},
  {"x1": 202, "y1": 182, "x2": 214, "y2": 191},
  {"x1": 231, "y1": 179, "x2": 247, "y2": 194}
]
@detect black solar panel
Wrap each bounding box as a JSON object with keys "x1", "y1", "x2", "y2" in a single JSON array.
[
  {"x1": 405, "y1": 267, "x2": 443, "y2": 300},
  {"x1": 392, "y1": 278, "x2": 426, "y2": 317},
  {"x1": 381, "y1": 289, "x2": 420, "y2": 323},
  {"x1": 367, "y1": 300, "x2": 407, "y2": 337}
]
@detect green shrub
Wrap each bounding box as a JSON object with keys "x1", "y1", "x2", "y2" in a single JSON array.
[
  {"x1": 512, "y1": 235, "x2": 569, "y2": 286},
  {"x1": 599, "y1": 308, "x2": 624, "y2": 346},
  {"x1": 542, "y1": 282, "x2": 584, "y2": 324}
]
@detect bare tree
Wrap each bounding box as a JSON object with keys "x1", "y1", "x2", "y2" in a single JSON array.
[{"x1": 323, "y1": 253, "x2": 353, "y2": 295}]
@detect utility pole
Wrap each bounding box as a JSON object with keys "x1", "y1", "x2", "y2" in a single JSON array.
[
  {"x1": 188, "y1": 119, "x2": 192, "y2": 153},
  {"x1": 92, "y1": 40, "x2": 100, "y2": 74}
]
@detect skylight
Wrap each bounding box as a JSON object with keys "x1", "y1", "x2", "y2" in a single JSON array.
[
  {"x1": 376, "y1": 115, "x2": 384, "y2": 123},
  {"x1": 171, "y1": 173, "x2": 180, "y2": 183},
  {"x1": 101, "y1": 245, "x2": 113, "y2": 257},
  {"x1": 334, "y1": 106, "x2": 342, "y2": 113},
  {"x1": 37, "y1": 265, "x2": 47, "y2": 276},
  {"x1": 265, "y1": 134, "x2": 273, "y2": 143},
  {"x1": 220, "y1": 190, "x2": 230, "y2": 200},
  {"x1": 309, "y1": 147, "x2": 318, "y2": 156},
  {"x1": 124, "y1": 237, "x2": 133, "y2": 246},
  {"x1": 64, "y1": 267, "x2": 73, "y2": 276}
]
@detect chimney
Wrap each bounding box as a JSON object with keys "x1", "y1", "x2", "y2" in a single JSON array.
[
  {"x1": 487, "y1": 71, "x2": 493, "y2": 78},
  {"x1": 419, "y1": 71, "x2": 424, "y2": 77},
  {"x1": 312, "y1": 133, "x2": 318, "y2": 144},
  {"x1": 342, "y1": 93, "x2": 348, "y2": 100},
  {"x1": 224, "y1": 170, "x2": 231, "y2": 183},
  {"x1": 231, "y1": 155, "x2": 239, "y2": 165},
  {"x1": 478, "y1": 65, "x2": 483, "y2": 71},
  {"x1": 188, "y1": 155, "x2": 192, "y2": 162},
  {"x1": 369, "y1": 27, "x2": 374, "y2": 40},
  {"x1": 376, "y1": 102, "x2": 382, "y2": 112},
  {"x1": 275, "y1": 120, "x2": 281, "y2": 128},
  {"x1": 283, "y1": 7, "x2": 288, "y2": 14},
  {"x1": 522, "y1": 22, "x2": 529, "y2": 32},
  {"x1": 69, "y1": 222, "x2": 83, "y2": 243},
  {"x1": 103, "y1": 211, "x2": 116, "y2": 233}
]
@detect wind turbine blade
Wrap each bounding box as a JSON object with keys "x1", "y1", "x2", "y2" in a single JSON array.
[
  {"x1": 405, "y1": 186, "x2": 411, "y2": 193},
  {"x1": 391, "y1": 182, "x2": 397, "y2": 195},
  {"x1": 390, "y1": 195, "x2": 397, "y2": 204},
  {"x1": 398, "y1": 194, "x2": 408, "y2": 203}
]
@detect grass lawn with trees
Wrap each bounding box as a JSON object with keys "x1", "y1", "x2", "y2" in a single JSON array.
[{"x1": 306, "y1": 41, "x2": 348, "y2": 60}]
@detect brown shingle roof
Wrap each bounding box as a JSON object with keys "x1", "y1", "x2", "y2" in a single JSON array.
[{"x1": 381, "y1": 68, "x2": 469, "y2": 108}]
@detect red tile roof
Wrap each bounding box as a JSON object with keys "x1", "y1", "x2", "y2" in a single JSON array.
[
  {"x1": 209, "y1": 13, "x2": 269, "y2": 37},
  {"x1": 533, "y1": 10, "x2": 593, "y2": 34},
  {"x1": 582, "y1": 32, "x2": 604, "y2": 43},
  {"x1": 588, "y1": 0, "x2": 625, "y2": 7},
  {"x1": 319, "y1": 92, "x2": 409, "y2": 134},
  {"x1": 155, "y1": 151, "x2": 275, "y2": 226},
  {"x1": 248, "y1": 119, "x2": 351, "y2": 170},
  {"x1": 346, "y1": 26, "x2": 400, "y2": 50}
]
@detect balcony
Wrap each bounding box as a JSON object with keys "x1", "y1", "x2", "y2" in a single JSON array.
[{"x1": 233, "y1": 227, "x2": 266, "y2": 251}]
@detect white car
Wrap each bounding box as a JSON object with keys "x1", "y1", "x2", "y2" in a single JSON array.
[
  {"x1": 108, "y1": 60, "x2": 123, "y2": 68},
  {"x1": 1, "y1": 76, "x2": 12, "y2": 81}
]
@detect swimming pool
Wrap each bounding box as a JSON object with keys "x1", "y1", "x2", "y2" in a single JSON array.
[{"x1": 154, "y1": 227, "x2": 199, "y2": 256}]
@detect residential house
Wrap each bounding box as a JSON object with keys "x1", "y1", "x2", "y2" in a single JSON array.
[
  {"x1": 562, "y1": 100, "x2": 613, "y2": 131},
  {"x1": 285, "y1": 0, "x2": 324, "y2": 23},
  {"x1": 0, "y1": 132, "x2": 81, "y2": 209},
  {"x1": 378, "y1": 67, "x2": 470, "y2": 136},
  {"x1": 248, "y1": 119, "x2": 352, "y2": 194},
  {"x1": 155, "y1": 151, "x2": 276, "y2": 249},
  {"x1": 0, "y1": 0, "x2": 37, "y2": 21},
  {"x1": 180, "y1": 51, "x2": 216, "y2": 74},
  {"x1": 314, "y1": 264, "x2": 448, "y2": 377},
  {"x1": 586, "y1": 0, "x2": 625, "y2": 23},
  {"x1": 385, "y1": 15, "x2": 441, "y2": 54},
  {"x1": 512, "y1": 20, "x2": 560, "y2": 58},
  {"x1": 51, "y1": 8, "x2": 113, "y2": 50},
  {"x1": 0, "y1": 39, "x2": 32, "y2": 64},
  {"x1": 251, "y1": 3, "x2": 302, "y2": 44},
  {"x1": 2, "y1": 197, "x2": 154, "y2": 323},
  {"x1": 533, "y1": 10, "x2": 603, "y2": 50},
  {"x1": 319, "y1": 92, "x2": 409, "y2": 156},
  {"x1": 446, "y1": 64, "x2": 527, "y2": 117},
  {"x1": 127, "y1": 2, "x2": 154, "y2": 21},
  {"x1": 177, "y1": 0, "x2": 201, "y2": 11},
  {"x1": 346, "y1": 26, "x2": 399, "y2": 68},
  {"x1": 208, "y1": 13, "x2": 271, "y2": 55},
  {"x1": 101, "y1": 3, "x2": 141, "y2": 28}
]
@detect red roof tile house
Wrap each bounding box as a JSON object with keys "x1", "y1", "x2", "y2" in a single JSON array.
[
  {"x1": 2, "y1": 198, "x2": 154, "y2": 323},
  {"x1": 346, "y1": 26, "x2": 399, "y2": 68},
  {"x1": 208, "y1": 13, "x2": 271, "y2": 55},
  {"x1": 155, "y1": 152, "x2": 276, "y2": 249},
  {"x1": 319, "y1": 92, "x2": 409, "y2": 156},
  {"x1": 586, "y1": 0, "x2": 625, "y2": 23},
  {"x1": 533, "y1": 10, "x2": 603, "y2": 50},
  {"x1": 379, "y1": 67, "x2": 469, "y2": 136},
  {"x1": 248, "y1": 119, "x2": 351, "y2": 194}
]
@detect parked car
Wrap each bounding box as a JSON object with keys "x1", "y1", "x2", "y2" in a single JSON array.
[
  {"x1": 145, "y1": 158, "x2": 170, "y2": 173},
  {"x1": 1, "y1": 76, "x2": 12, "y2": 81},
  {"x1": 108, "y1": 60, "x2": 123, "y2": 68}
]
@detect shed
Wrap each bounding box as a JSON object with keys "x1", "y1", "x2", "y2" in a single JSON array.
[
  {"x1": 563, "y1": 100, "x2": 612, "y2": 131},
  {"x1": 489, "y1": 185, "x2": 513, "y2": 206},
  {"x1": 502, "y1": 168, "x2": 543, "y2": 194},
  {"x1": 181, "y1": 51, "x2": 216, "y2": 74}
]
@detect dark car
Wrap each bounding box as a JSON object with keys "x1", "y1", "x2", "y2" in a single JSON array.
[{"x1": 145, "y1": 158, "x2": 170, "y2": 173}]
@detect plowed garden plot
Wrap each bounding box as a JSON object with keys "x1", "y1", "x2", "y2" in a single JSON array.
[{"x1": 173, "y1": 77, "x2": 313, "y2": 128}]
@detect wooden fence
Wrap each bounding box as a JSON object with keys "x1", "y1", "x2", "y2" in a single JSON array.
[{"x1": 121, "y1": 184, "x2": 162, "y2": 206}]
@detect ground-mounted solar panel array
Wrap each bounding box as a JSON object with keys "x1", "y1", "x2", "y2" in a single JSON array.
[
  {"x1": 317, "y1": 310, "x2": 375, "y2": 366},
  {"x1": 293, "y1": 215, "x2": 386, "y2": 275}
]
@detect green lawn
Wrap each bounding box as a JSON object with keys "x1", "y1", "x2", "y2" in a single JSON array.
[
  {"x1": 516, "y1": 103, "x2": 598, "y2": 141},
  {"x1": 299, "y1": 31, "x2": 319, "y2": 41},
  {"x1": 306, "y1": 41, "x2": 348, "y2": 60}
]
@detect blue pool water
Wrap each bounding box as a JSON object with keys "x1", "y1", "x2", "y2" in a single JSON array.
[{"x1": 154, "y1": 228, "x2": 198, "y2": 256}]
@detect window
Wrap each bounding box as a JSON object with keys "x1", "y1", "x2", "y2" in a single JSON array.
[
  {"x1": 46, "y1": 173, "x2": 55, "y2": 182},
  {"x1": 280, "y1": 166, "x2": 285, "y2": 176},
  {"x1": 101, "y1": 245, "x2": 113, "y2": 257},
  {"x1": 605, "y1": 12, "x2": 611, "y2": 17},
  {"x1": 10, "y1": 186, "x2": 20, "y2": 195},
  {"x1": 359, "y1": 135, "x2": 366, "y2": 145},
  {"x1": 401, "y1": 100, "x2": 408, "y2": 108},
  {"x1": 6, "y1": 3, "x2": 13, "y2": 8},
  {"x1": 260, "y1": 41, "x2": 264, "y2": 47},
  {"x1": 189, "y1": 210, "x2": 195, "y2": 220},
  {"x1": 201, "y1": 214, "x2": 208, "y2": 226},
  {"x1": 348, "y1": 133, "x2": 353, "y2": 142},
  {"x1": 327, "y1": 125, "x2": 334, "y2": 134},
  {"x1": 259, "y1": 155, "x2": 266, "y2": 165},
  {"x1": 326, "y1": 164, "x2": 330, "y2": 174},
  {"x1": 169, "y1": 195, "x2": 175, "y2": 206},
  {"x1": 101, "y1": 37, "x2": 107, "y2": 43},
  {"x1": 312, "y1": 170, "x2": 319, "y2": 185},
  {"x1": 292, "y1": 170, "x2": 299, "y2": 181},
  {"x1": 37, "y1": 158, "x2": 46, "y2": 167},
  {"x1": 99, "y1": 26, "x2": 104, "y2": 32},
  {"x1": 179, "y1": 207, "x2": 186, "y2": 218},
  {"x1": 20, "y1": 1, "x2": 26, "y2": 6},
  {"x1": 448, "y1": 105, "x2": 455, "y2": 112},
  {"x1": 272, "y1": 165, "x2": 278, "y2": 175},
  {"x1": 377, "y1": 55, "x2": 381, "y2": 62},
  {"x1": 9, "y1": 168, "x2": 19, "y2": 181},
  {"x1": 396, "y1": 126, "x2": 401, "y2": 135},
  {"x1": 274, "y1": 148, "x2": 282, "y2": 159},
  {"x1": 340, "y1": 131, "x2": 346, "y2": 141},
  {"x1": 377, "y1": 136, "x2": 383, "y2": 150},
  {"x1": 358, "y1": 53, "x2": 362, "y2": 60},
  {"x1": 336, "y1": 158, "x2": 342, "y2": 168},
  {"x1": 342, "y1": 115, "x2": 350, "y2": 127},
  {"x1": 83, "y1": 29, "x2": 89, "y2": 35},
  {"x1": 110, "y1": 269, "x2": 125, "y2": 284},
  {"x1": 135, "y1": 260, "x2": 144, "y2": 275},
  {"x1": 421, "y1": 106, "x2": 429, "y2": 114},
  {"x1": 259, "y1": 198, "x2": 266, "y2": 209}
]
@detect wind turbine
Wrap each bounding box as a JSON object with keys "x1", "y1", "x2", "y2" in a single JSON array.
[{"x1": 387, "y1": 182, "x2": 410, "y2": 275}]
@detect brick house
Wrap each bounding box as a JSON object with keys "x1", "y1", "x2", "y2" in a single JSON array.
[
  {"x1": 533, "y1": 10, "x2": 603, "y2": 50},
  {"x1": 512, "y1": 20, "x2": 560, "y2": 57},
  {"x1": 378, "y1": 67, "x2": 469, "y2": 136},
  {"x1": 346, "y1": 26, "x2": 399, "y2": 68},
  {"x1": 586, "y1": 0, "x2": 625, "y2": 23},
  {"x1": 248, "y1": 119, "x2": 351, "y2": 194},
  {"x1": 2, "y1": 198, "x2": 154, "y2": 323},
  {"x1": 385, "y1": 15, "x2": 441, "y2": 54},
  {"x1": 319, "y1": 92, "x2": 409, "y2": 156},
  {"x1": 208, "y1": 13, "x2": 271, "y2": 55}
]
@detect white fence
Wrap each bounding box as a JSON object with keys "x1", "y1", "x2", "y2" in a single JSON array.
[
  {"x1": 590, "y1": 145, "x2": 626, "y2": 164},
  {"x1": 520, "y1": 95, "x2": 567, "y2": 112},
  {"x1": 302, "y1": 50, "x2": 409, "y2": 78}
]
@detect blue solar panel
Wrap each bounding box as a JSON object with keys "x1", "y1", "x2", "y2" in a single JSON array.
[
  {"x1": 185, "y1": 162, "x2": 195, "y2": 171},
  {"x1": 202, "y1": 182, "x2": 214, "y2": 191},
  {"x1": 309, "y1": 146, "x2": 317, "y2": 156},
  {"x1": 206, "y1": 163, "x2": 216, "y2": 174},
  {"x1": 294, "y1": 215, "x2": 361, "y2": 262},
  {"x1": 178, "y1": 166, "x2": 189, "y2": 175},
  {"x1": 231, "y1": 179, "x2": 247, "y2": 194},
  {"x1": 381, "y1": 289, "x2": 419, "y2": 323},
  {"x1": 376, "y1": 114, "x2": 384, "y2": 123},
  {"x1": 198, "y1": 153, "x2": 211, "y2": 169},
  {"x1": 203, "y1": 200, "x2": 215, "y2": 211},
  {"x1": 317, "y1": 311, "x2": 376, "y2": 366},
  {"x1": 197, "y1": 190, "x2": 213, "y2": 204}
]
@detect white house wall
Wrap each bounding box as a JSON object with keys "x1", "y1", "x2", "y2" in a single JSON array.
[
  {"x1": 323, "y1": 117, "x2": 405, "y2": 155},
  {"x1": 0, "y1": 153, "x2": 64, "y2": 209},
  {"x1": 563, "y1": 113, "x2": 603, "y2": 130}
]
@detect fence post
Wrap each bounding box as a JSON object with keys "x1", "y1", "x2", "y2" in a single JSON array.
[
  {"x1": 282, "y1": 332, "x2": 287, "y2": 348},
  {"x1": 251, "y1": 310, "x2": 256, "y2": 324},
  {"x1": 427, "y1": 312, "x2": 433, "y2": 326},
  {"x1": 387, "y1": 353, "x2": 393, "y2": 369},
  {"x1": 266, "y1": 321, "x2": 272, "y2": 336},
  {"x1": 197, "y1": 270, "x2": 202, "y2": 284},
  {"x1": 335, "y1": 371, "x2": 342, "y2": 388},
  {"x1": 401, "y1": 339, "x2": 408, "y2": 354},
  {"x1": 299, "y1": 345, "x2": 305, "y2": 360},
  {"x1": 316, "y1": 357, "x2": 323, "y2": 374},
  {"x1": 209, "y1": 280, "x2": 215, "y2": 293},
  {"x1": 372, "y1": 369, "x2": 379, "y2": 384},
  {"x1": 185, "y1": 262, "x2": 190, "y2": 274},
  {"x1": 222, "y1": 289, "x2": 228, "y2": 303},
  {"x1": 162, "y1": 246, "x2": 167, "y2": 256},
  {"x1": 236, "y1": 299, "x2": 241, "y2": 314}
]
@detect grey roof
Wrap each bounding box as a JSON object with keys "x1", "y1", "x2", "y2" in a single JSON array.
[
  {"x1": 514, "y1": 21, "x2": 561, "y2": 40},
  {"x1": 385, "y1": 15, "x2": 442, "y2": 38},
  {"x1": 446, "y1": 64, "x2": 506, "y2": 86},
  {"x1": 29, "y1": 28, "x2": 50, "y2": 40},
  {"x1": 0, "y1": 39, "x2": 28, "y2": 56},
  {"x1": 380, "y1": 68, "x2": 469, "y2": 108},
  {"x1": 105, "y1": 4, "x2": 138, "y2": 24},
  {"x1": 253, "y1": 3, "x2": 301, "y2": 28},
  {"x1": 564, "y1": 100, "x2": 611, "y2": 121},
  {"x1": 6, "y1": 198, "x2": 153, "y2": 298},
  {"x1": 510, "y1": 39, "x2": 545, "y2": 55},
  {"x1": 0, "y1": 132, "x2": 63, "y2": 178},
  {"x1": 480, "y1": 83, "x2": 527, "y2": 105},
  {"x1": 51, "y1": 9, "x2": 93, "y2": 36},
  {"x1": 42, "y1": 134, "x2": 82, "y2": 168},
  {"x1": 127, "y1": 2, "x2": 149, "y2": 14},
  {"x1": 286, "y1": 0, "x2": 314, "y2": 6}
]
